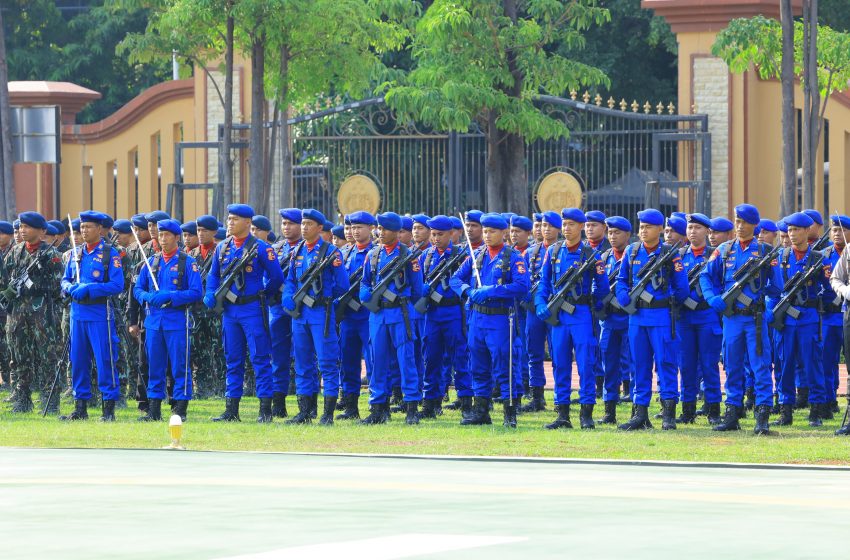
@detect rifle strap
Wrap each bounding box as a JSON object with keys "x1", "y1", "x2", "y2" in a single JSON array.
[
  {"x1": 150, "y1": 252, "x2": 187, "y2": 290},
  {"x1": 475, "y1": 245, "x2": 512, "y2": 285},
  {"x1": 370, "y1": 243, "x2": 410, "y2": 289}
]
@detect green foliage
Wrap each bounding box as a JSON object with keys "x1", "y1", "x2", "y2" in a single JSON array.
[{"x1": 381, "y1": 0, "x2": 611, "y2": 142}]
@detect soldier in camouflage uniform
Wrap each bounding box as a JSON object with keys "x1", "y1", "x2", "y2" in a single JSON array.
[
  {"x1": 0, "y1": 221, "x2": 14, "y2": 389},
  {"x1": 189, "y1": 215, "x2": 226, "y2": 398},
  {"x1": 59, "y1": 220, "x2": 82, "y2": 400},
  {"x1": 111, "y1": 220, "x2": 138, "y2": 409},
  {"x1": 1, "y1": 212, "x2": 64, "y2": 413},
  {"x1": 125, "y1": 214, "x2": 153, "y2": 411}
]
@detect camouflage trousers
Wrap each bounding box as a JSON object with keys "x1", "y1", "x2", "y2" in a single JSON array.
[
  {"x1": 192, "y1": 314, "x2": 226, "y2": 398},
  {"x1": 7, "y1": 301, "x2": 59, "y2": 395},
  {"x1": 0, "y1": 313, "x2": 9, "y2": 385}
]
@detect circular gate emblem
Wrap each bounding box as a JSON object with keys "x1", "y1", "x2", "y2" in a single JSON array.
[
  {"x1": 535, "y1": 170, "x2": 584, "y2": 212},
  {"x1": 338, "y1": 174, "x2": 381, "y2": 215}
]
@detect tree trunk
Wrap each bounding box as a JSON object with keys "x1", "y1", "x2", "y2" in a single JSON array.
[
  {"x1": 278, "y1": 44, "x2": 293, "y2": 208},
  {"x1": 263, "y1": 101, "x2": 279, "y2": 216},
  {"x1": 485, "y1": 114, "x2": 527, "y2": 214},
  {"x1": 0, "y1": 7, "x2": 16, "y2": 220},
  {"x1": 220, "y1": 10, "x2": 235, "y2": 214},
  {"x1": 248, "y1": 31, "x2": 266, "y2": 211},
  {"x1": 801, "y1": 0, "x2": 819, "y2": 210},
  {"x1": 779, "y1": 0, "x2": 796, "y2": 216}
]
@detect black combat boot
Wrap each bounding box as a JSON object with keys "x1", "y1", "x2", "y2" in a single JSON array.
[
  {"x1": 794, "y1": 387, "x2": 809, "y2": 409},
  {"x1": 597, "y1": 400, "x2": 617, "y2": 425},
  {"x1": 579, "y1": 403, "x2": 595, "y2": 430},
  {"x1": 771, "y1": 403, "x2": 793, "y2": 426},
  {"x1": 257, "y1": 398, "x2": 274, "y2": 423},
  {"x1": 520, "y1": 386, "x2": 546, "y2": 413},
  {"x1": 212, "y1": 397, "x2": 241, "y2": 422},
  {"x1": 361, "y1": 403, "x2": 389, "y2": 425},
  {"x1": 595, "y1": 377, "x2": 604, "y2": 399},
  {"x1": 712, "y1": 404, "x2": 741, "y2": 432},
  {"x1": 503, "y1": 402, "x2": 517, "y2": 428},
  {"x1": 771, "y1": 393, "x2": 780, "y2": 415},
  {"x1": 100, "y1": 399, "x2": 116, "y2": 422},
  {"x1": 459, "y1": 396, "x2": 473, "y2": 422},
  {"x1": 10, "y1": 387, "x2": 33, "y2": 414},
  {"x1": 444, "y1": 392, "x2": 462, "y2": 410},
  {"x1": 172, "y1": 400, "x2": 188, "y2": 422},
  {"x1": 676, "y1": 401, "x2": 697, "y2": 424},
  {"x1": 389, "y1": 386, "x2": 404, "y2": 413},
  {"x1": 405, "y1": 401, "x2": 420, "y2": 425},
  {"x1": 737, "y1": 405, "x2": 747, "y2": 419},
  {"x1": 418, "y1": 399, "x2": 438, "y2": 419},
  {"x1": 460, "y1": 397, "x2": 492, "y2": 426},
  {"x1": 706, "y1": 402, "x2": 722, "y2": 425},
  {"x1": 807, "y1": 403, "x2": 823, "y2": 427},
  {"x1": 830, "y1": 400, "x2": 840, "y2": 414},
  {"x1": 138, "y1": 398, "x2": 162, "y2": 422},
  {"x1": 620, "y1": 379, "x2": 632, "y2": 403},
  {"x1": 821, "y1": 402, "x2": 835, "y2": 420},
  {"x1": 286, "y1": 396, "x2": 313, "y2": 424},
  {"x1": 271, "y1": 392, "x2": 287, "y2": 418},
  {"x1": 308, "y1": 394, "x2": 318, "y2": 419},
  {"x1": 544, "y1": 404, "x2": 573, "y2": 430},
  {"x1": 661, "y1": 400, "x2": 677, "y2": 430},
  {"x1": 59, "y1": 399, "x2": 88, "y2": 421},
  {"x1": 336, "y1": 394, "x2": 361, "y2": 420},
  {"x1": 744, "y1": 387, "x2": 755, "y2": 411},
  {"x1": 318, "y1": 396, "x2": 337, "y2": 425},
  {"x1": 618, "y1": 404, "x2": 652, "y2": 431},
  {"x1": 835, "y1": 404, "x2": 850, "y2": 435},
  {"x1": 754, "y1": 405, "x2": 771, "y2": 435}
]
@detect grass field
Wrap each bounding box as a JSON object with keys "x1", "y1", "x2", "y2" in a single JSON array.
[{"x1": 2, "y1": 388, "x2": 849, "y2": 465}]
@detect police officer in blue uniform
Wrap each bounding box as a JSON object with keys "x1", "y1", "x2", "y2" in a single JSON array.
[
  {"x1": 60, "y1": 211, "x2": 125, "y2": 421},
  {"x1": 584, "y1": 210, "x2": 610, "y2": 399},
  {"x1": 450, "y1": 213, "x2": 529, "y2": 428},
  {"x1": 616, "y1": 209, "x2": 689, "y2": 430},
  {"x1": 282, "y1": 208, "x2": 349, "y2": 424},
  {"x1": 336, "y1": 210, "x2": 376, "y2": 421},
  {"x1": 134, "y1": 219, "x2": 202, "y2": 422},
  {"x1": 509, "y1": 215, "x2": 533, "y2": 401},
  {"x1": 700, "y1": 204, "x2": 780, "y2": 434},
  {"x1": 204, "y1": 204, "x2": 284, "y2": 423},
  {"x1": 821, "y1": 215, "x2": 850, "y2": 418},
  {"x1": 534, "y1": 208, "x2": 608, "y2": 429}
]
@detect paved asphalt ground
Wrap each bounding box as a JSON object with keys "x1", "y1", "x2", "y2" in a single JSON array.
[{"x1": 2, "y1": 447, "x2": 849, "y2": 559}]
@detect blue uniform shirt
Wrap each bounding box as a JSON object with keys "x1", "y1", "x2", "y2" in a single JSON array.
[
  {"x1": 133, "y1": 251, "x2": 203, "y2": 330},
  {"x1": 449, "y1": 244, "x2": 530, "y2": 315},
  {"x1": 205, "y1": 235, "x2": 284, "y2": 304},
  {"x1": 679, "y1": 245, "x2": 717, "y2": 325},
  {"x1": 61, "y1": 239, "x2": 125, "y2": 321},
  {"x1": 768, "y1": 245, "x2": 828, "y2": 327},
  {"x1": 534, "y1": 241, "x2": 609, "y2": 325},
  {"x1": 699, "y1": 238, "x2": 780, "y2": 309},
  {"x1": 341, "y1": 241, "x2": 373, "y2": 321},
  {"x1": 283, "y1": 238, "x2": 349, "y2": 324},
  {"x1": 601, "y1": 247, "x2": 628, "y2": 329},
  {"x1": 360, "y1": 242, "x2": 423, "y2": 325},
  {"x1": 420, "y1": 242, "x2": 463, "y2": 322},
  {"x1": 616, "y1": 242, "x2": 689, "y2": 326}
]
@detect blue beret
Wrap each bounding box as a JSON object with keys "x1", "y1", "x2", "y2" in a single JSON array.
[
  {"x1": 323, "y1": 220, "x2": 335, "y2": 232},
  {"x1": 112, "y1": 219, "x2": 133, "y2": 234},
  {"x1": 667, "y1": 216, "x2": 687, "y2": 236},
  {"x1": 585, "y1": 210, "x2": 606, "y2": 223},
  {"x1": 533, "y1": 213, "x2": 543, "y2": 222},
  {"x1": 343, "y1": 214, "x2": 352, "y2": 225},
  {"x1": 604, "y1": 216, "x2": 632, "y2": 232},
  {"x1": 252, "y1": 215, "x2": 272, "y2": 232},
  {"x1": 511, "y1": 216, "x2": 533, "y2": 231},
  {"x1": 400, "y1": 216, "x2": 414, "y2": 231},
  {"x1": 542, "y1": 210, "x2": 562, "y2": 230},
  {"x1": 412, "y1": 214, "x2": 431, "y2": 227},
  {"x1": 131, "y1": 214, "x2": 148, "y2": 229},
  {"x1": 754, "y1": 226, "x2": 762, "y2": 236},
  {"x1": 501, "y1": 213, "x2": 517, "y2": 223},
  {"x1": 637, "y1": 209, "x2": 664, "y2": 226},
  {"x1": 687, "y1": 213, "x2": 712, "y2": 229},
  {"x1": 79, "y1": 210, "x2": 105, "y2": 225},
  {"x1": 144, "y1": 210, "x2": 170, "y2": 223},
  {"x1": 196, "y1": 215, "x2": 219, "y2": 231},
  {"x1": 758, "y1": 219, "x2": 778, "y2": 233},
  {"x1": 45, "y1": 223, "x2": 59, "y2": 236},
  {"x1": 47, "y1": 220, "x2": 65, "y2": 235},
  {"x1": 268, "y1": 231, "x2": 277, "y2": 243},
  {"x1": 426, "y1": 215, "x2": 453, "y2": 231},
  {"x1": 561, "y1": 207, "x2": 586, "y2": 223},
  {"x1": 0, "y1": 221, "x2": 12, "y2": 235},
  {"x1": 215, "y1": 227, "x2": 227, "y2": 240},
  {"x1": 710, "y1": 217, "x2": 734, "y2": 232},
  {"x1": 831, "y1": 215, "x2": 850, "y2": 230},
  {"x1": 786, "y1": 211, "x2": 814, "y2": 229},
  {"x1": 734, "y1": 204, "x2": 760, "y2": 225},
  {"x1": 227, "y1": 204, "x2": 254, "y2": 219},
  {"x1": 181, "y1": 221, "x2": 197, "y2": 235},
  {"x1": 777, "y1": 219, "x2": 788, "y2": 233},
  {"x1": 465, "y1": 210, "x2": 483, "y2": 224},
  {"x1": 671, "y1": 212, "x2": 688, "y2": 221},
  {"x1": 13, "y1": 219, "x2": 20, "y2": 230},
  {"x1": 331, "y1": 225, "x2": 345, "y2": 239},
  {"x1": 302, "y1": 208, "x2": 326, "y2": 225},
  {"x1": 101, "y1": 215, "x2": 114, "y2": 230},
  {"x1": 377, "y1": 212, "x2": 402, "y2": 231},
  {"x1": 803, "y1": 209, "x2": 823, "y2": 225},
  {"x1": 449, "y1": 216, "x2": 464, "y2": 229},
  {"x1": 480, "y1": 212, "x2": 508, "y2": 230},
  {"x1": 348, "y1": 211, "x2": 377, "y2": 226},
  {"x1": 278, "y1": 208, "x2": 302, "y2": 223},
  {"x1": 71, "y1": 219, "x2": 80, "y2": 232},
  {"x1": 157, "y1": 219, "x2": 182, "y2": 237}
]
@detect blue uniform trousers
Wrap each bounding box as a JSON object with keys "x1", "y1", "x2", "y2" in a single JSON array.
[
  {"x1": 268, "y1": 305, "x2": 292, "y2": 395},
  {"x1": 776, "y1": 323, "x2": 825, "y2": 405},
  {"x1": 339, "y1": 317, "x2": 370, "y2": 396},
  {"x1": 629, "y1": 323, "x2": 677, "y2": 406},
  {"x1": 525, "y1": 312, "x2": 550, "y2": 388},
  {"x1": 677, "y1": 322, "x2": 722, "y2": 403},
  {"x1": 551, "y1": 316, "x2": 597, "y2": 405},
  {"x1": 599, "y1": 323, "x2": 628, "y2": 402},
  {"x1": 517, "y1": 311, "x2": 529, "y2": 392},
  {"x1": 468, "y1": 314, "x2": 520, "y2": 400},
  {"x1": 223, "y1": 303, "x2": 274, "y2": 399},
  {"x1": 292, "y1": 320, "x2": 340, "y2": 397},
  {"x1": 413, "y1": 316, "x2": 425, "y2": 390},
  {"x1": 70, "y1": 319, "x2": 121, "y2": 401},
  {"x1": 146, "y1": 326, "x2": 191, "y2": 400},
  {"x1": 369, "y1": 319, "x2": 418, "y2": 404},
  {"x1": 722, "y1": 315, "x2": 773, "y2": 407},
  {"x1": 423, "y1": 316, "x2": 472, "y2": 400},
  {"x1": 823, "y1": 324, "x2": 843, "y2": 402}
]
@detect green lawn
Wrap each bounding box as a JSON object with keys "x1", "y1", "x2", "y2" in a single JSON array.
[{"x1": 1, "y1": 389, "x2": 848, "y2": 465}]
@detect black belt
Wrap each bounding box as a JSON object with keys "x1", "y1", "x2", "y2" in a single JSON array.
[
  {"x1": 824, "y1": 303, "x2": 842, "y2": 314},
  {"x1": 636, "y1": 298, "x2": 670, "y2": 310},
  {"x1": 378, "y1": 299, "x2": 403, "y2": 309},
  {"x1": 471, "y1": 304, "x2": 511, "y2": 315},
  {"x1": 77, "y1": 297, "x2": 108, "y2": 306},
  {"x1": 434, "y1": 297, "x2": 461, "y2": 307},
  {"x1": 565, "y1": 295, "x2": 592, "y2": 305},
  {"x1": 731, "y1": 304, "x2": 764, "y2": 316},
  {"x1": 231, "y1": 294, "x2": 261, "y2": 306},
  {"x1": 304, "y1": 296, "x2": 331, "y2": 308},
  {"x1": 795, "y1": 300, "x2": 819, "y2": 309}
]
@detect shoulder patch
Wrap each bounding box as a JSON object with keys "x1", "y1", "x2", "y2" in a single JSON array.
[
  {"x1": 516, "y1": 261, "x2": 526, "y2": 275},
  {"x1": 112, "y1": 256, "x2": 122, "y2": 269},
  {"x1": 333, "y1": 257, "x2": 342, "y2": 267}
]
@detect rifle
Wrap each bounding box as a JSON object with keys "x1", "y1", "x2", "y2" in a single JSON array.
[
  {"x1": 335, "y1": 266, "x2": 365, "y2": 320},
  {"x1": 284, "y1": 245, "x2": 339, "y2": 319},
  {"x1": 212, "y1": 242, "x2": 259, "y2": 314},
  {"x1": 769, "y1": 252, "x2": 825, "y2": 330},
  {"x1": 0, "y1": 247, "x2": 48, "y2": 310},
  {"x1": 42, "y1": 336, "x2": 70, "y2": 417},
  {"x1": 362, "y1": 247, "x2": 424, "y2": 313},
  {"x1": 521, "y1": 270, "x2": 543, "y2": 311},
  {"x1": 597, "y1": 259, "x2": 625, "y2": 318},
  {"x1": 720, "y1": 244, "x2": 781, "y2": 317},
  {"x1": 413, "y1": 247, "x2": 467, "y2": 314},
  {"x1": 681, "y1": 260, "x2": 709, "y2": 311},
  {"x1": 812, "y1": 230, "x2": 831, "y2": 251},
  {"x1": 544, "y1": 254, "x2": 600, "y2": 326},
  {"x1": 621, "y1": 241, "x2": 683, "y2": 315}
]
